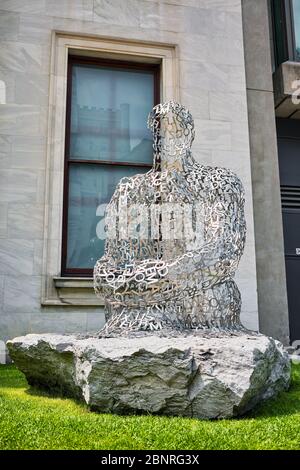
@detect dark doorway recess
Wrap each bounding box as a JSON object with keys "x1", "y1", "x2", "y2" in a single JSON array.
[{"x1": 277, "y1": 118, "x2": 300, "y2": 342}]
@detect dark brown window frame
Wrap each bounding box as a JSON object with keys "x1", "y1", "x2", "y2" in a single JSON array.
[{"x1": 61, "y1": 55, "x2": 160, "y2": 277}]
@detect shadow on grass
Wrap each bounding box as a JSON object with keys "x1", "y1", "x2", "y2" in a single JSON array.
[
  {"x1": 0, "y1": 364, "x2": 26, "y2": 389},
  {"x1": 25, "y1": 384, "x2": 86, "y2": 409},
  {"x1": 0, "y1": 364, "x2": 84, "y2": 406},
  {"x1": 242, "y1": 365, "x2": 300, "y2": 420}
]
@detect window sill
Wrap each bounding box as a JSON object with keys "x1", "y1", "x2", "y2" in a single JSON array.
[
  {"x1": 274, "y1": 61, "x2": 300, "y2": 118},
  {"x1": 41, "y1": 277, "x2": 105, "y2": 307}
]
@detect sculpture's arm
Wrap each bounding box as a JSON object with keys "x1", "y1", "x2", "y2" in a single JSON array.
[
  {"x1": 94, "y1": 174, "x2": 161, "y2": 296},
  {"x1": 120, "y1": 191, "x2": 246, "y2": 293},
  {"x1": 94, "y1": 173, "x2": 246, "y2": 296},
  {"x1": 94, "y1": 171, "x2": 246, "y2": 292}
]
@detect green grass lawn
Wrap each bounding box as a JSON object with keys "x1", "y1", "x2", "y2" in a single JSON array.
[{"x1": 0, "y1": 364, "x2": 300, "y2": 450}]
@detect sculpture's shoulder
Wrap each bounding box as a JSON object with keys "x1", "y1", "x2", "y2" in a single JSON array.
[
  {"x1": 118, "y1": 171, "x2": 147, "y2": 191},
  {"x1": 197, "y1": 164, "x2": 244, "y2": 200},
  {"x1": 110, "y1": 170, "x2": 154, "y2": 204}
]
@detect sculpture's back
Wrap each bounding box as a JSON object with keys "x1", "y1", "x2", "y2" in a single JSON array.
[{"x1": 94, "y1": 101, "x2": 246, "y2": 334}]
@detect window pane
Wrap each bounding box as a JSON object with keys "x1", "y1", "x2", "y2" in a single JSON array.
[
  {"x1": 70, "y1": 64, "x2": 154, "y2": 164},
  {"x1": 66, "y1": 164, "x2": 147, "y2": 269},
  {"x1": 293, "y1": 0, "x2": 300, "y2": 60}
]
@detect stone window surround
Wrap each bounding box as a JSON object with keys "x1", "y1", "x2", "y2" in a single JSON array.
[{"x1": 41, "y1": 31, "x2": 179, "y2": 306}]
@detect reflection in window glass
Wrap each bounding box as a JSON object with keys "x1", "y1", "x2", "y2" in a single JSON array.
[
  {"x1": 70, "y1": 65, "x2": 154, "y2": 164},
  {"x1": 67, "y1": 164, "x2": 145, "y2": 269},
  {"x1": 293, "y1": 0, "x2": 300, "y2": 60}
]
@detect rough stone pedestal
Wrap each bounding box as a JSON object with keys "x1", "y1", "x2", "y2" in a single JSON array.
[{"x1": 7, "y1": 332, "x2": 290, "y2": 419}]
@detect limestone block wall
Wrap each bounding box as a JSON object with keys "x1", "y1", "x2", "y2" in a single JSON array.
[{"x1": 0, "y1": 0, "x2": 258, "y2": 343}]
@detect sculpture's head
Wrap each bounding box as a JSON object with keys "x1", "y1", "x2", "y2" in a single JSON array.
[{"x1": 147, "y1": 101, "x2": 195, "y2": 160}]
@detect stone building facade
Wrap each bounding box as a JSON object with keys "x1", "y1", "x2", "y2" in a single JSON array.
[{"x1": 0, "y1": 0, "x2": 292, "y2": 353}]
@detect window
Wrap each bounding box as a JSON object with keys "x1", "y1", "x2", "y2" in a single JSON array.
[
  {"x1": 272, "y1": 0, "x2": 300, "y2": 66},
  {"x1": 62, "y1": 56, "x2": 160, "y2": 276},
  {"x1": 41, "y1": 32, "x2": 176, "y2": 305}
]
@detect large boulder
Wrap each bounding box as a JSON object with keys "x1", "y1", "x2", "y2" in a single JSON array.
[{"x1": 7, "y1": 331, "x2": 290, "y2": 419}]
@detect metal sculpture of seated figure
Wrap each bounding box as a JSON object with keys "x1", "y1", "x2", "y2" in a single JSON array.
[{"x1": 94, "y1": 101, "x2": 246, "y2": 333}]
